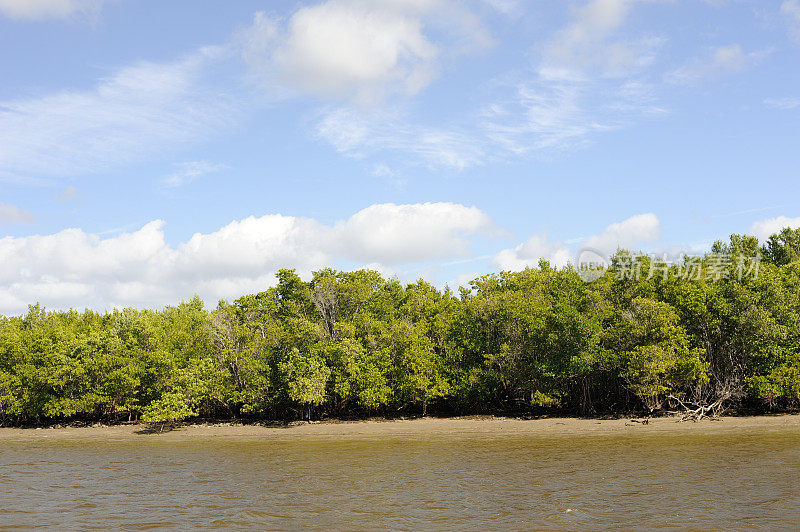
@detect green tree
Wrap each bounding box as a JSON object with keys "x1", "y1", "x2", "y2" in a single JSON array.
[
  {"x1": 762, "y1": 227, "x2": 800, "y2": 266},
  {"x1": 279, "y1": 347, "x2": 330, "y2": 420}
]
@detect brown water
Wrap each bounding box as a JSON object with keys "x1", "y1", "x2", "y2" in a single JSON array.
[{"x1": 2, "y1": 428, "x2": 799, "y2": 530}]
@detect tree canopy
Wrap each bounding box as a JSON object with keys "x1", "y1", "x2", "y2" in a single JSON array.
[{"x1": 2, "y1": 228, "x2": 800, "y2": 425}]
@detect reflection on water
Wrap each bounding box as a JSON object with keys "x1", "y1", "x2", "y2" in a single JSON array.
[{"x1": 2, "y1": 428, "x2": 799, "y2": 529}]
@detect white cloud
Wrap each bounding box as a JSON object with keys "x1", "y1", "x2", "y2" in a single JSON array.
[
  {"x1": 175, "y1": 215, "x2": 332, "y2": 280},
  {"x1": 482, "y1": 0, "x2": 665, "y2": 156},
  {"x1": 0, "y1": 202, "x2": 494, "y2": 314},
  {"x1": 749, "y1": 215, "x2": 800, "y2": 241},
  {"x1": 764, "y1": 97, "x2": 800, "y2": 110},
  {"x1": 313, "y1": 78, "x2": 662, "y2": 168},
  {"x1": 482, "y1": 78, "x2": 665, "y2": 159},
  {"x1": 782, "y1": 0, "x2": 800, "y2": 41},
  {"x1": 481, "y1": 0, "x2": 520, "y2": 16},
  {"x1": 0, "y1": 47, "x2": 241, "y2": 178},
  {"x1": 241, "y1": 0, "x2": 664, "y2": 169},
  {"x1": 315, "y1": 106, "x2": 485, "y2": 169},
  {"x1": 339, "y1": 202, "x2": 495, "y2": 263},
  {"x1": 484, "y1": 82, "x2": 613, "y2": 154},
  {"x1": 275, "y1": 2, "x2": 436, "y2": 103},
  {"x1": 0, "y1": 0, "x2": 105, "y2": 20},
  {"x1": 493, "y1": 213, "x2": 661, "y2": 272},
  {"x1": 240, "y1": 0, "x2": 489, "y2": 105},
  {"x1": 0, "y1": 203, "x2": 35, "y2": 224},
  {"x1": 161, "y1": 161, "x2": 228, "y2": 189},
  {"x1": 665, "y1": 44, "x2": 765, "y2": 85},
  {"x1": 371, "y1": 163, "x2": 406, "y2": 187},
  {"x1": 582, "y1": 213, "x2": 661, "y2": 256},
  {"x1": 541, "y1": 0, "x2": 649, "y2": 80},
  {"x1": 449, "y1": 270, "x2": 482, "y2": 289},
  {"x1": 713, "y1": 44, "x2": 748, "y2": 69},
  {"x1": 493, "y1": 232, "x2": 572, "y2": 271},
  {"x1": 371, "y1": 163, "x2": 395, "y2": 179},
  {"x1": 56, "y1": 186, "x2": 78, "y2": 202},
  {"x1": 237, "y1": 0, "x2": 493, "y2": 168}
]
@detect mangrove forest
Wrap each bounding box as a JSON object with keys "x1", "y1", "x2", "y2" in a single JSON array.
[{"x1": 1, "y1": 228, "x2": 800, "y2": 426}]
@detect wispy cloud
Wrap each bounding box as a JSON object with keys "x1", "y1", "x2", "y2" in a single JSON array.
[
  {"x1": 56, "y1": 186, "x2": 78, "y2": 202},
  {"x1": 2, "y1": 1, "x2": 494, "y2": 181},
  {"x1": 665, "y1": 44, "x2": 768, "y2": 85},
  {"x1": 161, "y1": 161, "x2": 228, "y2": 189},
  {"x1": 764, "y1": 96, "x2": 800, "y2": 110},
  {"x1": 539, "y1": 0, "x2": 656, "y2": 80},
  {"x1": 312, "y1": 0, "x2": 670, "y2": 166},
  {"x1": 782, "y1": 0, "x2": 800, "y2": 42},
  {"x1": 704, "y1": 205, "x2": 782, "y2": 221},
  {"x1": 371, "y1": 163, "x2": 406, "y2": 187},
  {"x1": 481, "y1": 0, "x2": 521, "y2": 16},
  {"x1": 0, "y1": 0, "x2": 106, "y2": 20},
  {"x1": 1, "y1": 0, "x2": 782, "y2": 182},
  {"x1": 482, "y1": 0, "x2": 666, "y2": 156},
  {"x1": 0, "y1": 46, "x2": 242, "y2": 179},
  {"x1": 482, "y1": 79, "x2": 638, "y2": 155},
  {"x1": 315, "y1": 106, "x2": 486, "y2": 170}
]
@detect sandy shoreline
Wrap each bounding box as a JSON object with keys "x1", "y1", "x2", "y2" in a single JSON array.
[{"x1": 1, "y1": 414, "x2": 799, "y2": 441}]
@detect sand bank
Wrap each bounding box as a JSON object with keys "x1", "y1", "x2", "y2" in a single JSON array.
[{"x1": 1, "y1": 414, "x2": 799, "y2": 442}]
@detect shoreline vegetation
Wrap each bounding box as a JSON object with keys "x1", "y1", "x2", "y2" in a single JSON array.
[
  {"x1": 2, "y1": 414, "x2": 799, "y2": 441},
  {"x1": 1, "y1": 229, "x2": 800, "y2": 428}
]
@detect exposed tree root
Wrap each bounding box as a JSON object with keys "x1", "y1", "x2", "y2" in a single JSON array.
[{"x1": 668, "y1": 394, "x2": 728, "y2": 422}]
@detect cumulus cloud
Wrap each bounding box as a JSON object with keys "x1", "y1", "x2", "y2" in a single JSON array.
[
  {"x1": 0, "y1": 203, "x2": 35, "y2": 224},
  {"x1": 749, "y1": 215, "x2": 800, "y2": 241},
  {"x1": 0, "y1": 0, "x2": 105, "y2": 20},
  {"x1": 493, "y1": 213, "x2": 661, "y2": 271},
  {"x1": 582, "y1": 213, "x2": 661, "y2": 257},
  {"x1": 339, "y1": 202, "x2": 495, "y2": 263},
  {"x1": 0, "y1": 202, "x2": 494, "y2": 314},
  {"x1": 493, "y1": 232, "x2": 572, "y2": 271},
  {"x1": 275, "y1": 3, "x2": 436, "y2": 102},
  {"x1": 0, "y1": 47, "x2": 241, "y2": 179},
  {"x1": 240, "y1": 0, "x2": 489, "y2": 105}
]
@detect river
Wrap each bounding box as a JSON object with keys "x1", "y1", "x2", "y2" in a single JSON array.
[{"x1": 2, "y1": 424, "x2": 799, "y2": 529}]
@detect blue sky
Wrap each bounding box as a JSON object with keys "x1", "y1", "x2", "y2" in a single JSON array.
[{"x1": 0, "y1": 0, "x2": 798, "y2": 314}]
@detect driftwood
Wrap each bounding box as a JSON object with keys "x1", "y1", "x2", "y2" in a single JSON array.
[{"x1": 667, "y1": 394, "x2": 728, "y2": 422}]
